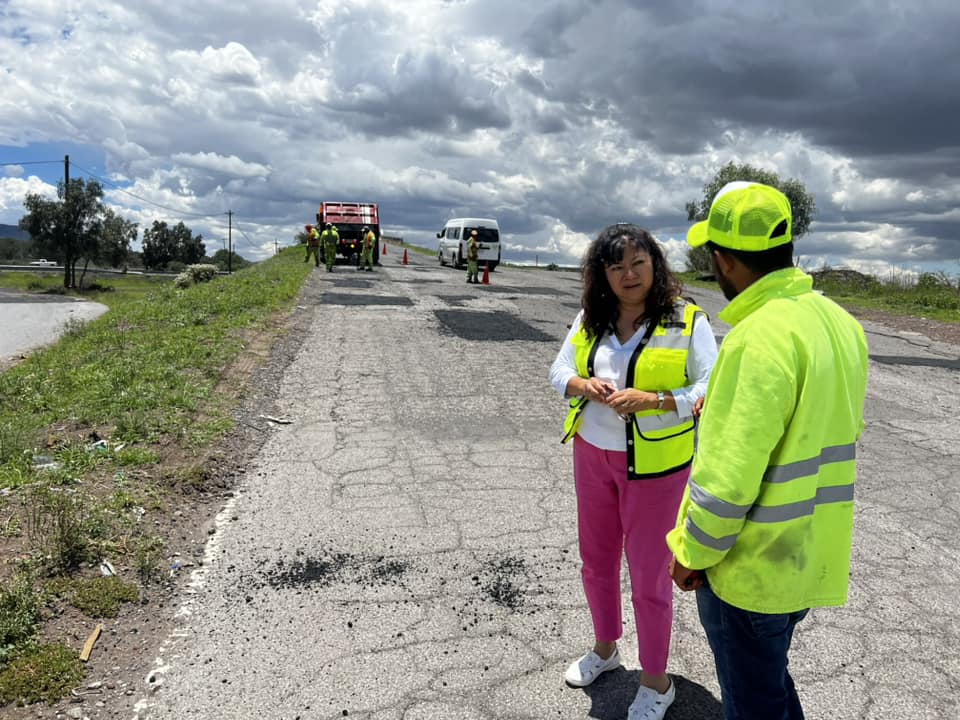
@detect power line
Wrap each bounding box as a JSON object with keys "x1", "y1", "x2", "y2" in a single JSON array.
[{"x1": 0, "y1": 160, "x2": 63, "y2": 168}]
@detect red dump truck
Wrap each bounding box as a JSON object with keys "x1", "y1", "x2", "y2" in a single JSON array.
[{"x1": 316, "y1": 201, "x2": 380, "y2": 266}]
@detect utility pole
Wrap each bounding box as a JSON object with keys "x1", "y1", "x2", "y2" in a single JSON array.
[
  {"x1": 226, "y1": 210, "x2": 233, "y2": 274},
  {"x1": 275, "y1": 238, "x2": 279, "y2": 256},
  {"x1": 64, "y1": 154, "x2": 69, "y2": 190}
]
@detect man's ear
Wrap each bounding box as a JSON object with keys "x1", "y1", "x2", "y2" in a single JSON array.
[{"x1": 711, "y1": 247, "x2": 736, "y2": 276}]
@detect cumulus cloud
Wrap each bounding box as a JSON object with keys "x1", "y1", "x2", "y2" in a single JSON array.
[{"x1": 0, "y1": 0, "x2": 957, "y2": 274}]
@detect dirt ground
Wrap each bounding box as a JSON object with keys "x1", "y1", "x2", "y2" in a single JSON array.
[{"x1": 2, "y1": 295, "x2": 957, "y2": 719}]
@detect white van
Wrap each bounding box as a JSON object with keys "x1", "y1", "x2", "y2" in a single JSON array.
[{"x1": 436, "y1": 218, "x2": 501, "y2": 271}]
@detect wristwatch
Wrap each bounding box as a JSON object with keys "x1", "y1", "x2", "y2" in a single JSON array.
[{"x1": 656, "y1": 391, "x2": 665, "y2": 410}]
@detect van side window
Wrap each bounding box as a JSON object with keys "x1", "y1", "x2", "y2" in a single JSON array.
[{"x1": 454, "y1": 228, "x2": 461, "y2": 240}]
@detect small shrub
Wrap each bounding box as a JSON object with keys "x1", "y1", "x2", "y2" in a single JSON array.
[
  {"x1": 0, "y1": 574, "x2": 41, "y2": 663},
  {"x1": 546, "y1": 263, "x2": 560, "y2": 271},
  {"x1": 47, "y1": 576, "x2": 139, "y2": 618},
  {"x1": 0, "y1": 643, "x2": 85, "y2": 705}
]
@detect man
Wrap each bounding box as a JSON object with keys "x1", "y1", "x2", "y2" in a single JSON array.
[
  {"x1": 359, "y1": 225, "x2": 376, "y2": 272},
  {"x1": 666, "y1": 181, "x2": 869, "y2": 720},
  {"x1": 320, "y1": 222, "x2": 339, "y2": 272},
  {"x1": 465, "y1": 229, "x2": 480, "y2": 284},
  {"x1": 304, "y1": 224, "x2": 321, "y2": 267}
]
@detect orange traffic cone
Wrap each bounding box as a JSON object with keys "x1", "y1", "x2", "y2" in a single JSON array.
[
  {"x1": 402, "y1": 248, "x2": 409, "y2": 265},
  {"x1": 482, "y1": 262, "x2": 490, "y2": 285},
  {"x1": 382, "y1": 243, "x2": 387, "y2": 255}
]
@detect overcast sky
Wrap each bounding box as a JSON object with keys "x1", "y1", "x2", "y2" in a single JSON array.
[{"x1": 1, "y1": 0, "x2": 958, "y2": 276}]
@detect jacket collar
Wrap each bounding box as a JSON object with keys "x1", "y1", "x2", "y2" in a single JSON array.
[{"x1": 718, "y1": 267, "x2": 814, "y2": 327}]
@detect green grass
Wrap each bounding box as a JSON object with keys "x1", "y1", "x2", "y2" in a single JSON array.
[
  {"x1": 0, "y1": 249, "x2": 312, "y2": 489},
  {"x1": 676, "y1": 270, "x2": 960, "y2": 324}
]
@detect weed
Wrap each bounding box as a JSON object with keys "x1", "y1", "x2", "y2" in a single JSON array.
[
  {"x1": 24, "y1": 486, "x2": 92, "y2": 573},
  {"x1": 0, "y1": 573, "x2": 41, "y2": 663},
  {"x1": 47, "y1": 576, "x2": 139, "y2": 618},
  {"x1": 134, "y1": 535, "x2": 166, "y2": 584},
  {"x1": 0, "y1": 643, "x2": 85, "y2": 706}
]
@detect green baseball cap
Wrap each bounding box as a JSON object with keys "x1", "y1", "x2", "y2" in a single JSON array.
[{"x1": 687, "y1": 181, "x2": 793, "y2": 251}]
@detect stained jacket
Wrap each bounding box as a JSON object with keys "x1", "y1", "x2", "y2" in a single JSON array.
[{"x1": 666, "y1": 268, "x2": 869, "y2": 613}]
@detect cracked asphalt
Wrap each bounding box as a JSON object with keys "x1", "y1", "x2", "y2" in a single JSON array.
[{"x1": 135, "y1": 253, "x2": 960, "y2": 720}]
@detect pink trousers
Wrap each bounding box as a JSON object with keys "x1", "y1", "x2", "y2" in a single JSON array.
[{"x1": 573, "y1": 434, "x2": 689, "y2": 675}]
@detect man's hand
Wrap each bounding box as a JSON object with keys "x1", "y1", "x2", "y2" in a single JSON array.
[
  {"x1": 669, "y1": 556, "x2": 705, "y2": 591},
  {"x1": 692, "y1": 396, "x2": 704, "y2": 419}
]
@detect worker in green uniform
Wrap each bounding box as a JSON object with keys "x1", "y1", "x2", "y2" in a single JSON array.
[
  {"x1": 304, "y1": 224, "x2": 321, "y2": 267},
  {"x1": 320, "y1": 223, "x2": 339, "y2": 272},
  {"x1": 359, "y1": 225, "x2": 376, "y2": 272}
]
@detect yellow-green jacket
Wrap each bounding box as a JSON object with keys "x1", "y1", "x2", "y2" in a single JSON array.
[
  {"x1": 562, "y1": 301, "x2": 706, "y2": 479},
  {"x1": 666, "y1": 268, "x2": 869, "y2": 614}
]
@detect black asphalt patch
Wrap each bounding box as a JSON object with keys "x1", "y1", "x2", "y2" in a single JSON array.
[
  {"x1": 481, "y1": 284, "x2": 565, "y2": 296},
  {"x1": 321, "y1": 293, "x2": 414, "y2": 306},
  {"x1": 331, "y1": 278, "x2": 374, "y2": 289},
  {"x1": 434, "y1": 310, "x2": 555, "y2": 342}
]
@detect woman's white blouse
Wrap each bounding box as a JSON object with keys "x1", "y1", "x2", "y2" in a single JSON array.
[{"x1": 549, "y1": 310, "x2": 718, "y2": 451}]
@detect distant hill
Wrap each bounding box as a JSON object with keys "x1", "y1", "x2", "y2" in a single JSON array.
[{"x1": 0, "y1": 223, "x2": 29, "y2": 241}]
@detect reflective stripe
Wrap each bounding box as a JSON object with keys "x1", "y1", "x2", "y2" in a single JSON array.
[
  {"x1": 645, "y1": 333, "x2": 691, "y2": 350},
  {"x1": 749, "y1": 484, "x2": 854, "y2": 523},
  {"x1": 686, "y1": 517, "x2": 738, "y2": 551},
  {"x1": 763, "y1": 443, "x2": 856, "y2": 484},
  {"x1": 689, "y1": 480, "x2": 752, "y2": 520},
  {"x1": 690, "y1": 482, "x2": 854, "y2": 549}
]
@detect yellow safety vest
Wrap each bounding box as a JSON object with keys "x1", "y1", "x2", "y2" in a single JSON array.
[
  {"x1": 666, "y1": 268, "x2": 869, "y2": 613},
  {"x1": 561, "y1": 302, "x2": 706, "y2": 479}
]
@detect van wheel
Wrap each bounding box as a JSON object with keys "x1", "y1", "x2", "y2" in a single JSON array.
[{"x1": 438, "y1": 251, "x2": 445, "y2": 266}]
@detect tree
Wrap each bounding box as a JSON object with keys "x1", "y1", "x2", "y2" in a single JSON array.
[
  {"x1": 141, "y1": 220, "x2": 205, "y2": 270},
  {"x1": 142, "y1": 220, "x2": 177, "y2": 270},
  {"x1": 100, "y1": 208, "x2": 138, "y2": 269},
  {"x1": 685, "y1": 162, "x2": 817, "y2": 275},
  {"x1": 20, "y1": 178, "x2": 105, "y2": 288},
  {"x1": 172, "y1": 222, "x2": 205, "y2": 265},
  {"x1": 210, "y1": 248, "x2": 251, "y2": 271}
]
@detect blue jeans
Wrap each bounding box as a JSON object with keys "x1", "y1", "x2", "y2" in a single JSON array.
[{"x1": 696, "y1": 579, "x2": 809, "y2": 720}]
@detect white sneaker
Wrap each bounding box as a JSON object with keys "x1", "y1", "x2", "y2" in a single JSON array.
[
  {"x1": 628, "y1": 679, "x2": 676, "y2": 720},
  {"x1": 563, "y1": 648, "x2": 621, "y2": 687}
]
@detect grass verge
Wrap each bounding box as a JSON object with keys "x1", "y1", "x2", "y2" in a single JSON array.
[{"x1": 0, "y1": 248, "x2": 312, "y2": 706}]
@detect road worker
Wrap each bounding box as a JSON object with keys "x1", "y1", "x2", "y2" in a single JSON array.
[
  {"x1": 667, "y1": 181, "x2": 870, "y2": 720},
  {"x1": 320, "y1": 222, "x2": 339, "y2": 272},
  {"x1": 304, "y1": 224, "x2": 321, "y2": 267},
  {"x1": 359, "y1": 225, "x2": 376, "y2": 272},
  {"x1": 466, "y1": 229, "x2": 480, "y2": 284}
]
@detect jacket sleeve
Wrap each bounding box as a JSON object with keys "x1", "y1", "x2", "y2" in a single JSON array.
[{"x1": 666, "y1": 333, "x2": 796, "y2": 569}]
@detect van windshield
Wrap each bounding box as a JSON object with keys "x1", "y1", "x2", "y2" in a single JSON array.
[{"x1": 467, "y1": 227, "x2": 499, "y2": 243}]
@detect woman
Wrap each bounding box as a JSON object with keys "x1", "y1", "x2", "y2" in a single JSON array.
[{"x1": 549, "y1": 223, "x2": 717, "y2": 720}]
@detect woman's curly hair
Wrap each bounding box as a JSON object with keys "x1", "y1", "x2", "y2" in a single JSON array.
[{"x1": 580, "y1": 223, "x2": 683, "y2": 339}]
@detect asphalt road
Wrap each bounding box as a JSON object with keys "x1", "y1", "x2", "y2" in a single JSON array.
[
  {"x1": 133, "y1": 253, "x2": 960, "y2": 719},
  {"x1": 0, "y1": 288, "x2": 108, "y2": 365}
]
